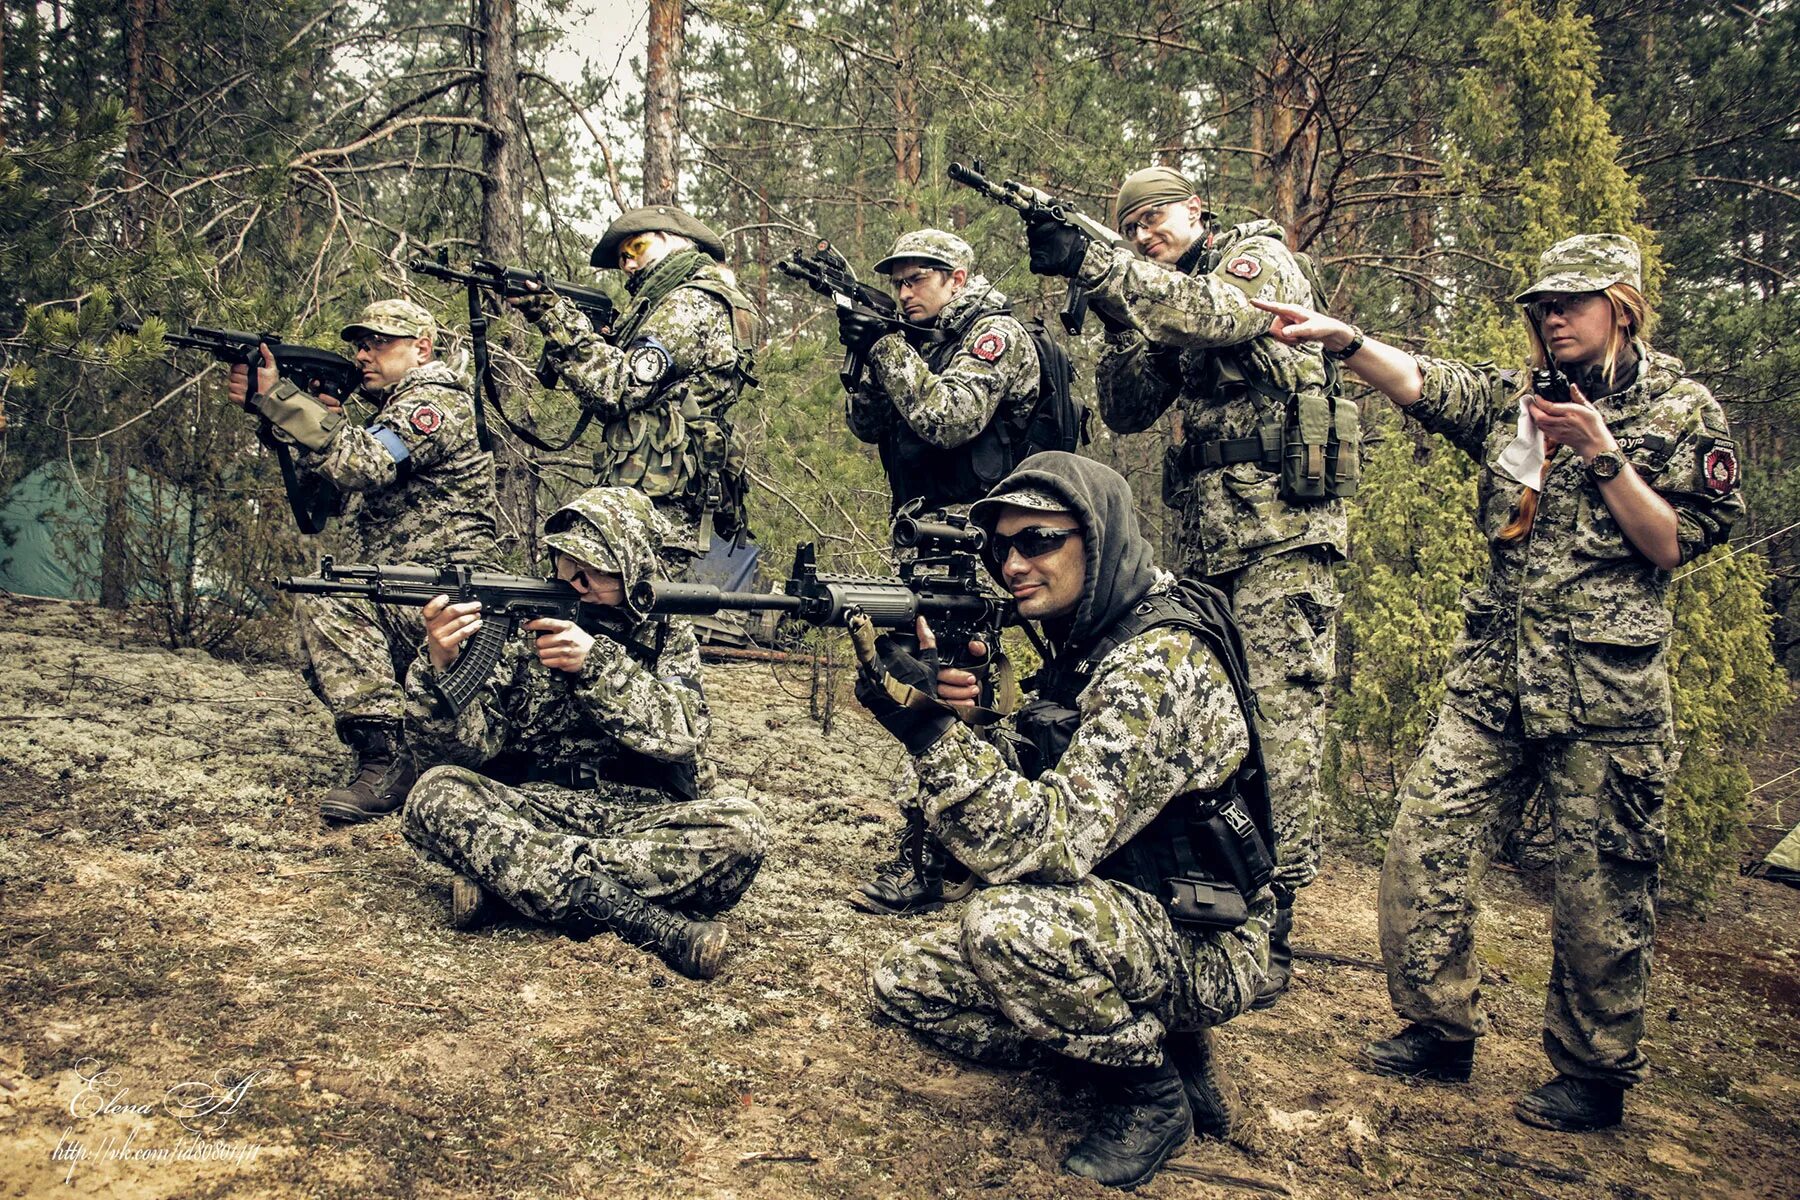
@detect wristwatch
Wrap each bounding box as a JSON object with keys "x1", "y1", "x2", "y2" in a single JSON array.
[
  {"x1": 1325, "y1": 327, "x2": 1365, "y2": 361},
  {"x1": 1586, "y1": 449, "x2": 1627, "y2": 483}
]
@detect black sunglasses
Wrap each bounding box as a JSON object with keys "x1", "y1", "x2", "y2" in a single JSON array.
[
  {"x1": 984, "y1": 525, "x2": 1079, "y2": 565},
  {"x1": 1525, "y1": 295, "x2": 1594, "y2": 322}
]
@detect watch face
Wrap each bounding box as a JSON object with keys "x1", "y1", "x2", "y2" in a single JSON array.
[{"x1": 1590, "y1": 452, "x2": 1624, "y2": 480}]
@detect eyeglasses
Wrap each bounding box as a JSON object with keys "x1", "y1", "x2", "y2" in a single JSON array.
[
  {"x1": 618, "y1": 232, "x2": 659, "y2": 268},
  {"x1": 889, "y1": 268, "x2": 947, "y2": 293},
  {"x1": 350, "y1": 334, "x2": 402, "y2": 353},
  {"x1": 983, "y1": 525, "x2": 1079, "y2": 566},
  {"x1": 1525, "y1": 294, "x2": 1596, "y2": 322},
  {"x1": 1120, "y1": 203, "x2": 1178, "y2": 240}
]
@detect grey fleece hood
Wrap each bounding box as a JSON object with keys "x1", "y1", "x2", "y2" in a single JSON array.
[{"x1": 970, "y1": 452, "x2": 1159, "y2": 649}]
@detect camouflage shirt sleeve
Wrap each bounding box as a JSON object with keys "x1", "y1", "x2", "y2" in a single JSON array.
[
  {"x1": 1096, "y1": 328, "x2": 1181, "y2": 435},
  {"x1": 536, "y1": 289, "x2": 734, "y2": 421},
  {"x1": 1075, "y1": 236, "x2": 1287, "y2": 349},
  {"x1": 402, "y1": 640, "x2": 528, "y2": 768},
  {"x1": 845, "y1": 383, "x2": 898, "y2": 444},
  {"x1": 296, "y1": 378, "x2": 472, "y2": 493},
  {"x1": 1407, "y1": 356, "x2": 1514, "y2": 464},
  {"x1": 914, "y1": 628, "x2": 1249, "y2": 885},
  {"x1": 864, "y1": 314, "x2": 1040, "y2": 448},
  {"x1": 1637, "y1": 382, "x2": 1745, "y2": 564},
  {"x1": 569, "y1": 619, "x2": 710, "y2": 764}
]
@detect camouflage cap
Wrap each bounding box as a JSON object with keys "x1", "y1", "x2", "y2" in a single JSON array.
[
  {"x1": 1113, "y1": 166, "x2": 1212, "y2": 232},
  {"x1": 591, "y1": 205, "x2": 728, "y2": 267},
  {"x1": 1515, "y1": 233, "x2": 1643, "y2": 303},
  {"x1": 969, "y1": 484, "x2": 1073, "y2": 531},
  {"x1": 339, "y1": 298, "x2": 435, "y2": 342},
  {"x1": 874, "y1": 229, "x2": 974, "y2": 276}
]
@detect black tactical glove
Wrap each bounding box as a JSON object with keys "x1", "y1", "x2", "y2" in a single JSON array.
[
  {"x1": 837, "y1": 305, "x2": 893, "y2": 356},
  {"x1": 1025, "y1": 215, "x2": 1091, "y2": 278},
  {"x1": 848, "y1": 615, "x2": 958, "y2": 756}
]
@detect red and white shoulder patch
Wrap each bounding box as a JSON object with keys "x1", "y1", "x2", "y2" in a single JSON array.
[
  {"x1": 1226, "y1": 255, "x2": 1263, "y2": 280},
  {"x1": 409, "y1": 404, "x2": 444, "y2": 435},
  {"x1": 1703, "y1": 444, "x2": 1739, "y2": 493},
  {"x1": 970, "y1": 330, "x2": 1009, "y2": 363}
]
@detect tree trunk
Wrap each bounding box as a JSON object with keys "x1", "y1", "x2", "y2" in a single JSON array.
[
  {"x1": 1, "y1": 0, "x2": 9, "y2": 149},
  {"x1": 478, "y1": 0, "x2": 538, "y2": 563},
  {"x1": 891, "y1": 0, "x2": 921, "y2": 212},
  {"x1": 644, "y1": 0, "x2": 684, "y2": 205},
  {"x1": 101, "y1": 0, "x2": 152, "y2": 609}
]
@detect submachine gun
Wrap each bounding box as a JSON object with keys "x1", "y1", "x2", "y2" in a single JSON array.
[
  {"x1": 123, "y1": 320, "x2": 361, "y2": 535},
  {"x1": 774, "y1": 239, "x2": 910, "y2": 391},
  {"x1": 408, "y1": 256, "x2": 623, "y2": 453},
  {"x1": 946, "y1": 160, "x2": 1125, "y2": 335}
]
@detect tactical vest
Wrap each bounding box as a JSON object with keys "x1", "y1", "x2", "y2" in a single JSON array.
[
  {"x1": 879, "y1": 316, "x2": 1084, "y2": 513},
  {"x1": 672, "y1": 272, "x2": 761, "y2": 544},
  {"x1": 1167, "y1": 238, "x2": 1359, "y2": 504},
  {"x1": 1010, "y1": 582, "x2": 1275, "y2": 915}
]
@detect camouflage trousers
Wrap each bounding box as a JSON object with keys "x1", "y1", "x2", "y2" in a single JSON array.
[
  {"x1": 294, "y1": 588, "x2": 426, "y2": 727},
  {"x1": 1206, "y1": 546, "x2": 1340, "y2": 894},
  {"x1": 403, "y1": 765, "x2": 769, "y2": 920},
  {"x1": 1380, "y1": 704, "x2": 1666, "y2": 1087},
  {"x1": 872, "y1": 876, "x2": 1271, "y2": 1068}
]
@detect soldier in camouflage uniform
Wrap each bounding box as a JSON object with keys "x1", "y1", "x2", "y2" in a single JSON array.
[
  {"x1": 1254, "y1": 234, "x2": 1743, "y2": 1132},
  {"x1": 1023, "y1": 166, "x2": 1345, "y2": 1009},
  {"x1": 510, "y1": 205, "x2": 762, "y2": 556},
  {"x1": 841, "y1": 228, "x2": 1042, "y2": 916},
  {"x1": 860, "y1": 453, "x2": 1274, "y2": 1190},
  {"x1": 231, "y1": 298, "x2": 499, "y2": 823},
  {"x1": 401, "y1": 486, "x2": 768, "y2": 980}
]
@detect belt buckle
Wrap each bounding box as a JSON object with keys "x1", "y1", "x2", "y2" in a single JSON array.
[{"x1": 571, "y1": 762, "x2": 600, "y2": 790}]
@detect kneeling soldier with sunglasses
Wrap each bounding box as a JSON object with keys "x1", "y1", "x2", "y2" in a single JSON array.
[{"x1": 857, "y1": 452, "x2": 1277, "y2": 1190}]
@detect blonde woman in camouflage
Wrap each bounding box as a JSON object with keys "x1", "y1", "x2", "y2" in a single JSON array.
[{"x1": 1252, "y1": 234, "x2": 1744, "y2": 1131}]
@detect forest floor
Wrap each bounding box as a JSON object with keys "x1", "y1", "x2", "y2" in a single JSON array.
[{"x1": 1, "y1": 593, "x2": 1796, "y2": 1200}]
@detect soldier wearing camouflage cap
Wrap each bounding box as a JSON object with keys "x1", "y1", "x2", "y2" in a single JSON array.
[
  {"x1": 839, "y1": 227, "x2": 1050, "y2": 915},
  {"x1": 860, "y1": 453, "x2": 1272, "y2": 1190},
  {"x1": 509, "y1": 205, "x2": 762, "y2": 555},
  {"x1": 1250, "y1": 232, "x2": 1743, "y2": 1133},
  {"x1": 1022, "y1": 165, "x2": 1348, "y2": 1010},
  {"x1": 402, "y1": 486, "x2": 768, "y2": 980},
  {"x1": 230, "y1": 297, "x2": 499, "y2": 824}
]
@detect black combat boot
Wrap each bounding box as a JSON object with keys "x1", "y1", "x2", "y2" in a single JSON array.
[
  {"x1": 851, "y1": 809, "x2": 975, "y2": 916},
  {"x1": 1361, "y1": 1023, "x2": 1475, "y2": 1082},
  {"x1": 319, "y1": 719, "x2": 416, "y2": 823},
  {"x1": 1513, "y1": 1074, "x2": 1625, "y2": 1132},
  {"x1": 568, "y1": 872, "x2": 730, "y2": 980},
  {"x1": 1251, "y1": 886, "x2": 1295, "y2": 1010},
  {"x1": 1166, "y1": 1027, "x2": 1240, "y2": 1139},
  {"x1": 1061, "y1": 1058, "x2": 1194, "y2": 1190}
]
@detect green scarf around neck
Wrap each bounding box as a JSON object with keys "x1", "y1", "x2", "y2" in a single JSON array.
[{"x1": 613, "y1": 249, "x2": 706, "y2": 346}]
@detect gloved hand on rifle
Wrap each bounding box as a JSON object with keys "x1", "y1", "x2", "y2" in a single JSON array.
[
  {"x1": 506, "y1": 281, "x2": 560, "y2": 322},
  {"x1": 1025, "y1": 215, "x2": 1091, "y2": 279},
  {"x1": 848, "y1": 613, "x2": 959, "y2": 756},
  {"x1": 837, "y1": 305, "x2": 894, "y2": 356}
]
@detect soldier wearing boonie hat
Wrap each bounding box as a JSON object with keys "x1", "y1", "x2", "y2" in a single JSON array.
[
  {"x1": 842, "y1": 224, "x2": 1048, "y2": 917},
  {"x1": 507, "y1": 204, "x2": 762, "y2": 557},
  {"x1": 1025, "y1": 162, "x2": 1349, "y2": 1010},
  {"x1": 238, "y1": 292, "x2": 499, "y2": 825},
  {"x1": 1233, "y1": 229, "x2": 1743, "y2": 1134}
]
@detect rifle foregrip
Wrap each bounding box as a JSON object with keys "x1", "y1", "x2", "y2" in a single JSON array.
[{"x1": 437, "y1": 616, "x2": 515, "y2": 715}]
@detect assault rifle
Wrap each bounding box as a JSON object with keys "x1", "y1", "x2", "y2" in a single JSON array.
[
  {"x1": 275, "y1": 557, "x2": 610, "y2": 714},
  {"x1": 946, "y1": 160, "x2": 1125, "y2": 335},
  {"x1": 409, "y1": 256, "x2": 622, "y2": 453},
  {"x1": 123, "y1": 320, "x2": 360, "y2": 535},
  {"x1": 638, "y1": 515, "x2": 1025, "y2": 673},
  {"x1": 774, "y1": 239, "x2": 908, "y2": 390}
]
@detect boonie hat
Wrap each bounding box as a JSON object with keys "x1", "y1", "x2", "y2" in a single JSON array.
[
  {"x1": 592, "y1": 205, "x2": 728, "y2": 267},
  {"x1": 874, "y1": 229, "x2": 974, "y2": 276},
  {"x1": 339, "y1": 298, "x2": 435, "y2": 342},
  {"x1": 1515, "y1": 233, "x2": 1643, "y2": 303}
]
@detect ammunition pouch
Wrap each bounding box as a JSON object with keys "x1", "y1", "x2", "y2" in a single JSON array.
[{"x1": 1163, "y1": 388, "x2": 1359, "y2": 505}]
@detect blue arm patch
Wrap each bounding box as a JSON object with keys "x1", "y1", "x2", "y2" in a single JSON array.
[
  {"x1": 369, "y1": 424, "x2": 412, "y2": 465},
  {"x1": 625, "y1": 336, "x2": 675, "y2": 387}
]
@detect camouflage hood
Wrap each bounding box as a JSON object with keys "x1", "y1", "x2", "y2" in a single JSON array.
[
  {"x1": 542, "y1": 486, "x2": 669, "y2": 617},
  {"x1": 971, "y1": 451, "x2": 1158, "y2": 648},
  {"x1": 933, "y1": 274, "x2": 1009, "y2": 331}
]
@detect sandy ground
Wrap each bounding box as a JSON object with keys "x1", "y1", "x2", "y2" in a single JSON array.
[{"x1": 1, "y1": 593, "x2": 1796, "y2": 1200}]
